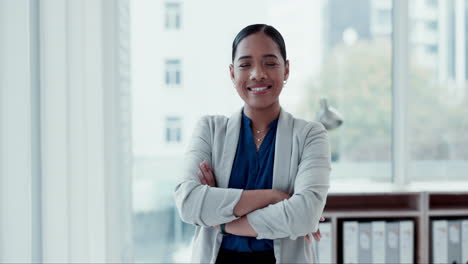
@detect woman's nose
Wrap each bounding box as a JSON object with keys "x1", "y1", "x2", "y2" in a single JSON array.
[{"x1": 249, "y1": 65, "x2": 266, "y2": 80}]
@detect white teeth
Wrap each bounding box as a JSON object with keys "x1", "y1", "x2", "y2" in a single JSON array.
[{"x1": 250, "y1": 87, "x2": 268, "y2": 92}]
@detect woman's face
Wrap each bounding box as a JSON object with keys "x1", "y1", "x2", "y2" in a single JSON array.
[{"x1": 230, "y1": 32, "x2": 289, "y2": 111}]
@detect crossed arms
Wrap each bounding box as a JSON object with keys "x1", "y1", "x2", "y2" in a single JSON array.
[
  {"x1": 174, "y1": 116, "x2": 331, "y2": 241},
  {"x1": 197, "y1": 160, "x2": 323, "y2": 242}
]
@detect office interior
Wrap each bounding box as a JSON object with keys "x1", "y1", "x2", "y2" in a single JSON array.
[{"x1": 1, "y1": 0, "x2": 467, "y2": 263}]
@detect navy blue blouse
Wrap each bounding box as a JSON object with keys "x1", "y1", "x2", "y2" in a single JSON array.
[{"x1": 220, "y1": 110, "x2": 278, "y2": 252}]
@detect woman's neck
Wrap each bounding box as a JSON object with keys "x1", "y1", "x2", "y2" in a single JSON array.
[{"x1": 243, "y1": 103, "x2": 281, "y2": 130}]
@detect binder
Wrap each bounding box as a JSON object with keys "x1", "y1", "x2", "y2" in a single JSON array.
[
  {"x1": 462, "y1": 220, "x2": 468, "y2": 264},
  {"x1": 318, "y1": 222, "x2": 332, "y2": 264},
  {"x1": 399, "y1": 220, "x2": 414, "y2": 264},
  {"x1": 386, "y1": 222, "x2": 399, "y2": 264},
  {"x1": 432, "y1": 220, "x2": 448, "y2": 263},
  {"x1": 448, "y1": 220, "x2": 462, "y2": 264},
  {"x1": 358, "y1": 222, "x2": 372, "y2": 264},
  {"x1": 313, "y1": 238, "x2": 319, "y2": 264},
  {"x1": 343, "y1": 221, "x2": 359, "y2": 264},
  {"x1": 372, "y1": 221, "x2": 386, "y2": 264}
]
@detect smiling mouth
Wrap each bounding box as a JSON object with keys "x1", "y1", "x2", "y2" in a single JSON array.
[{"x1": 247, "y1": 85, "x2": 273, "y2": 92}]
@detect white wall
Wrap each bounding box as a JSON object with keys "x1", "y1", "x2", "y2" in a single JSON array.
[
  {"x1": 0, "y1": 0, "x2": 34, "y2": 262},
  {"x1": 0, "y1": 0, "x2": 133, "y2": 262}
]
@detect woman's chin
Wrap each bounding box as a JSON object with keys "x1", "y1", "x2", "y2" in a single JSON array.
[{"x1": 244, "y1": 100, "x2": 279, "y2": 111}]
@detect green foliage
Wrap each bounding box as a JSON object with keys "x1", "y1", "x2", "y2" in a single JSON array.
[{"x1": 301, "y1": 40, "x2": 468, "y2": 161}]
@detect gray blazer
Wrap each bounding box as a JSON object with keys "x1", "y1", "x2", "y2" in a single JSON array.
[{"x1": 174, "y1": 107, "x2": 331, "y2": 263}]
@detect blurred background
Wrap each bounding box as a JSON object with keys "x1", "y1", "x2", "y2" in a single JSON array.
[{"x1": 1, "y1": 0, "x2": 467, "y2": 263}]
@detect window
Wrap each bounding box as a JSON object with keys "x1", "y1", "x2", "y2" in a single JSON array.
[
  {"x1": 165, "y1": 2, "x2": 181, "y2": 30},
  {"x1": 426, "y1": 44, "x2": 438, "y2": 54},
  {"x1": 317, "y1": 0, "x2": 393, "y2": 183},
  {"x1": 130, "y1": 0, "x2": 468, "y2": 262},
  {"x1": 165, "y1": 59, "x2": 181, "y2": 87},
  {"x1": 426, "y1": 0, "x2": 438, "y2": 8},
  {"x1": 466, "y1": 0, "x2": 468, "y2": 78},
  {"x1": 408, "y1": 0, "x2": 468, "y2": 182},
  {"x1": 426, "y1": 20, "x2": 438, "y2": 31},
  {"x1": 377, "y1": 9, "x2": 391, "y2": 28},
  {"x1": 165, "y1": 117, "x2": 182, "y2": 143}
]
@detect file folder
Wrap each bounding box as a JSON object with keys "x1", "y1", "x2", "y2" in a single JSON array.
[
  {"x1": 358, "y1": 222, "x2": 372, "y2": 264},
  {"x1": 372, "y1": 221, "x2": 386, "y2": 264},
  {"x1": 386, "y1": 222, "x2": 399, "y2": 263},
  {"x1": 462, "y1": 219, "x2": 468, "y2": 264},
  {"x1": 318, "y1": 222, "x2": 332, "y2": 264},
  {"x1": 432, "y1": 220, "x2": 448, "y2": 263},
  {"x1": 313, "y1": 239, "x2": 319, "y2": 264},
  {"x1": 399, "y1": 220, "x2": 414, "y2": 264},
  {"x1": 343, "y1": 221, "x2": 359, "y2": 264},
  {"x1": 448, "y1": 220, "x2": 461, "y2": 264}
]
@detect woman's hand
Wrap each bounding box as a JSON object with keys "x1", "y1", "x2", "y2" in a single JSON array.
[
  {"x1": 305, "y1": 217, "x2": 325, "y2": 243},
  {"x1": 197, "y1": 160, "x2": 217, "y2": 187}
]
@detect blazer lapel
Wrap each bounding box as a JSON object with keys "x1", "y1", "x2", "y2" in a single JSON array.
[
  {"x1": 273, "y1": 108, "x2": 293, "y2": 192},
  {"x1": 218, "y1": 107, "x2": 242, "y2": 188}
]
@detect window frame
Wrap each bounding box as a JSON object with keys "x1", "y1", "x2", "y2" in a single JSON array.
[
  {"x1": 165, "y1": 2, "x2": 181, "y2": 30},
  {"x1": 165, "y1": 116, "x2": 182, "y2": 143},
  {"x1": 164, "y1": 59, "x2": 182, "y2": 87}
]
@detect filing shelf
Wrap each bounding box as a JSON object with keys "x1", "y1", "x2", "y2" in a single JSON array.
[{"x1": 321, "y1": 191, "x2": 468, "y2": 263}]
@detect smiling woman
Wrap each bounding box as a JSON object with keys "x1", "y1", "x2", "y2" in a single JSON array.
[
  {"x1": 174, "y1": 24, "x2": 331, "y2": 263},
  {"x1": 230, "y1": 25, "x2": 289, "y2": 119}
]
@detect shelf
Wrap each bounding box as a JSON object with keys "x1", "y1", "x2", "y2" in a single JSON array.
[
  {"x1": 320, "y1": 191, "x2": 468, "y2": 264},
  {"x1": 429, "y1": 193, "x2": 468, "y2": 210},
  {"x1": 428, "y1": 209, "x2": 468, "y2": 217},
  {"x1": 323, "y1": 210, "x2": 421, "y2": 218},
  {"x1": 325, "y1": 193, "x2": 420, "y2": 212}
]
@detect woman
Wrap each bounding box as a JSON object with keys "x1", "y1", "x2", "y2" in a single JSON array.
[{"x1": 174, "y1": 24, "x2": 331, "y2": 263}]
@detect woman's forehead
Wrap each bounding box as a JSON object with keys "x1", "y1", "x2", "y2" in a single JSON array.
[{"x1": 235, "y1": 33, "x2": 282, "y2": 59}]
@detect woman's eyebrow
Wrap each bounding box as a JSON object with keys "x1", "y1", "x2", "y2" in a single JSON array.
[
  {"x1": 263, "y1": 54, "x2": 278, "y2": 59},
  {"x1": 237, "y1": 55, "x2": 252, "y2": 61},
  {"x1": 237, "y1": 54, "x2": 278, "y2": 61}
]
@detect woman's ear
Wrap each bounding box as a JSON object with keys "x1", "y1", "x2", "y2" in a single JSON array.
[
  {"x1": 284, "y1": 60, "x2": 290, "y2": 82},
  {"x1": 229, "y1": 64, "x2": 235, "y2": 83}
]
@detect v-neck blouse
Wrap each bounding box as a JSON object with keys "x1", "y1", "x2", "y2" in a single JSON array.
[{"x1": 220, "y1": 111, "x2": 279, "y2": 252}]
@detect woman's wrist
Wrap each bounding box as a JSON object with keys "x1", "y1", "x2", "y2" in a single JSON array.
[
  {"x1": 224, "y1": 216, "x2": 258, "y2": 237},
  {"x1": 220, "y1": 223, "x2": 229, "y2": 235},
  {"x1": 234, "y1": 189, "x2": 284, "y2": 217}
]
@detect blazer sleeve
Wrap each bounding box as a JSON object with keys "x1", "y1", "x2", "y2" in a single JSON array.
[
  {"x1": 246, "y1": 122, "x2": 331, "y2": 240},
  {"x1": 174, "y1": 116, "x2": 243, "y2": 227}
]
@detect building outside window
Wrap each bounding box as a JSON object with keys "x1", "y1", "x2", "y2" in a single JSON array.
[
  {"x1": 165, "y1": 59, "x2": 181, "y2": 87},
  {"x1": 165, "y1": 2, "x2": 181, "y2": 30},
  {"x1": 408, "y1": 0, "x2": 468, "y2": 181},
  {"x1": 426, "y1": 0, "x2": 438, "y2": 8},
  {"x1": 165, "y1": 116, "x2": 182, "y2": 143}
]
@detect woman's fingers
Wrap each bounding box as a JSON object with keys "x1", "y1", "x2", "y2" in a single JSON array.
[
  {"x1": 312, "y1": 229, "x2": 322, "y2": 242},
  {"x1": 199, "y1": 161, "x2": 217, "y2": 187},
  {"x1": 204, "y1": 166, "x2": 215, "y2": 187},
  {"x1": 311, "y1": 217, "x2": 324, "y2": 241},
  {"x1": 313, "y1": 232, "x2": 321, "y2": 241},
  {"x1": 209, "y1": 167, "x2": 217, "y2": 187},
  {"x1": 198, "y1": 162, "x2": 210, "y2": 185},
  {"x1": 197, "y1": 171, "x2": 208, "y2": 185}
]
